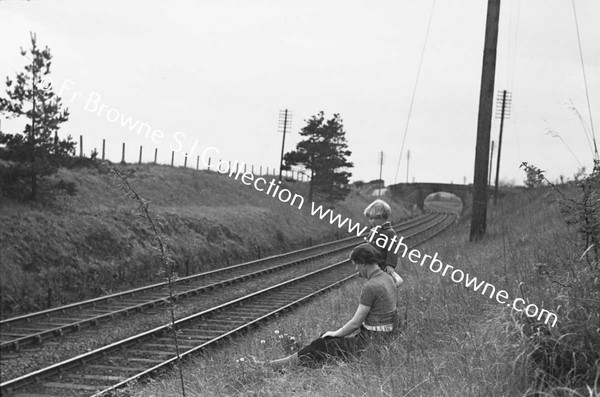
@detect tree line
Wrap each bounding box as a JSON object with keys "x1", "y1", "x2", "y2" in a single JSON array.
[{"x1": 0, "y1": 34, "x2": 355, "y2": 202}]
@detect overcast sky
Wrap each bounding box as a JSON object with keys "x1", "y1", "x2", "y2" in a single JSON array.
[{"x1": 0, "y1": 0, "x2": 598, "y2": 186}]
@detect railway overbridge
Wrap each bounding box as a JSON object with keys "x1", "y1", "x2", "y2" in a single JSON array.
[{"x1": 389, "y1": 182, "x2": 472, "y2": 212}]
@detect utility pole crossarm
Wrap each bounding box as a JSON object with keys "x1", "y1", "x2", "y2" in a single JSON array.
[
  {"x1": 278, "y1": 109, "x2": 292, "y2": 181},
  {"x1": 494, "y1": 89, "x2": 512, "y2": 204}
]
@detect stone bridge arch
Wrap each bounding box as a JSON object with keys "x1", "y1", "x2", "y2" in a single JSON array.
[{"x1": 388, "y1": 183, "x2": 472, "y2": 213}]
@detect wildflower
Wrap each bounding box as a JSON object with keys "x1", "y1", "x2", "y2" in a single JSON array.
[
  {"x1": 290, "y1": 337, "x2": 295, "y2": 341},
  {"x1": 260, "y1": 340, "x2": 266, "y2": 344},
  {"x1": 274, "y1": 330, "x2": 280, "y2": 335},
  {"x1": 279, "y1": 335, "x2": 283, "y2": 339},
  {"x1": 239, "y1": 357, "x2": 245, "y2": 362}
]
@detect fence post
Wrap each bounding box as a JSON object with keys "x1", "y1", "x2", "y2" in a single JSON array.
[
  {"x1": 196, "y1": 155, "x2": 200, "y2": 170},
  {"x1": 102, "y1": 139, "x2": 105, "y2": 160},
  {"x1": 208, "y1": 157, "x2": 211, "y2": 171},
  {"x1": 251, "y1": 164, "x2": 254, "y2": 174},
  {"x1": 154, "y1": 148, "x2": 157, "y2": 164},
  {"x1": 139, "y1": 146, "x2": 143, "y2": 164},
  {"x1": 244, "y1": 163, "x2": 247, "y2": 173},
  {"x1": 121, "y1": 142, "x2": 126, "y2": 163},
  {"x1": 184, "y1": 153, "x2": 188, "y2": 168},
  {"x1": 79, "y1": 135, "x2": 83, "y2": 157},
  {"x1": 46, "y1": 288, "x2": 53, "y2": 309},
  {"x1": 260, "y1": 165, "x2": 262, "y2": 175},
  {"x1": 171, "y1": 151, "x2": 174, "y2": 166},
  {"x1": 235, "y1": 162, "x2": 239, "y2": 174}
]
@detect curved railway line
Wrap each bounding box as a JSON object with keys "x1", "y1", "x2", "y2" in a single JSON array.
[
  {"x1": 0, "y1": 213, "x2": 439, "y2": 353},
  {"x1": 1, "y1": 212, "x2": 455, "y2": 397}
]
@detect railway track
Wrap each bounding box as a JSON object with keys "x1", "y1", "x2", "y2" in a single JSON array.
[
  {"x1": 0, "y1": 213, "x2": 441, "y2": 353},
  {"x1": 1, "y1": 212, "x2": 455, "y2": 397}
]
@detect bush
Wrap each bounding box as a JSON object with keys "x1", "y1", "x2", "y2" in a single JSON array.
[{"x1": 517, "y1": 161, "x2": 600, "y2": 390}]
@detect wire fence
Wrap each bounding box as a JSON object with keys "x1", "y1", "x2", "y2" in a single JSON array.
[{"x1": 77, "y1": 135, "x2": 309, "y2": 182}]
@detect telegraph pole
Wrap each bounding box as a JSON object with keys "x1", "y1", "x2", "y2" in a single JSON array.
[
  {"x1": 493, "y1": 90, "x2": 511, "y2": 204},
  {"x1": 470, "y1": 0, "x2": 501, "y2": 241},
  {"x1": 406, "y1": 150, "x2": 410, "y2": 183},
  {"x1": 278, "y1": 109, "x2": 292, "y2": 181},
  {"x1": 378, "y1": 151, "x2": 384, "y2": 196},
  {"x1": 488, "y1": 140, "x2": 495, "y2": 186}
]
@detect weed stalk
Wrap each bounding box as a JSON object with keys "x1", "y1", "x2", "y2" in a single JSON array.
[{"x1": 105, "y1": 163, "x2": 187, "y2": 397}]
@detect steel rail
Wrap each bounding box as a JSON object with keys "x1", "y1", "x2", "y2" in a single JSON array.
[
  {"x1": 0, "y1": 213, "x2": 454, "y2": 397},
  {"x1": 3, "y1": 260, "x2": 355, "y2": 396},
  {"x1": 1, "y1": 213, "x2": 434, "y2": 326},
  {"x1": 0, "y1": 214, "x2": 441, "y2": 352}
]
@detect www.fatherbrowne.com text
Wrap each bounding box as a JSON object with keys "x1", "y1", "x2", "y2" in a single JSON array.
[
  {"x1": 365, "y1": 225, "x2": 558, "y2": 327},
  {"x1": 207, "y1": 147, "x2": 559, "y2": 328}
]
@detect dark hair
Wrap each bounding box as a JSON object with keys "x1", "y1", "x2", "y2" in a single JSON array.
[{"x1": 350, "y1": 243, "x2": 381, "y2": 265}]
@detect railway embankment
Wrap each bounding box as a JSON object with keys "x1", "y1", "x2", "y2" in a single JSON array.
[{"x1": 0, "y1": 163, "x2": 411, "y2": 318}]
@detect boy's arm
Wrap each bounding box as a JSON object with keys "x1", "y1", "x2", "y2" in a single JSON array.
[
  {"x1": 322, "y1": 304, "x2": 370, "y2": 338},
  {"x1": 384, "y1": 229, "x2": 399, "y2": 272}
]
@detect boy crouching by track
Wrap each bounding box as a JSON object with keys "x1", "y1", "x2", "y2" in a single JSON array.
[{"x1": 363, "y1": 199, "x2": 404, "y2": 288}]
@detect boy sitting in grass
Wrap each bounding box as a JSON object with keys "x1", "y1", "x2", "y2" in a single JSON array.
[{"x1": 364, "y1": 199, "x2": 403, "y2": 287}]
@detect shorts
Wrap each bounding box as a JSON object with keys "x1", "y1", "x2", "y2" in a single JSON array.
[{"x1": 297, "y1": 326, "x2": 393, "y2": 367}]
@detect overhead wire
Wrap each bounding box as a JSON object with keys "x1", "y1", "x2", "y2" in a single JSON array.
[
  {"x1": 567, "y1": 98, "x2": 596, "y2": 160},
  {"x1": 508, "y1": 0, "x2": 523, "y2": 162},
  {"x1": 571, "y1": 0, "x2": 598, "y2": 163},
  {"x1": 492, "y1": 0, "x2": 522, "y2": 187},
  {"x1": 393, "y1": 0, "x2": 436, "y2": 184}
]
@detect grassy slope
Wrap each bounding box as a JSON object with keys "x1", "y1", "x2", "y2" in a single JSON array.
[
  {"x1": 128, "y1": 188, "x2": 599, "y2": 396},
  {"x1": 0, "y1": 164, "x2": 411, "y2": 317}
]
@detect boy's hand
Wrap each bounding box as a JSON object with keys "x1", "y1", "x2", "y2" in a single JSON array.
[{"x1": 384, "y1": 265, "x2": 395, "y2": 275}]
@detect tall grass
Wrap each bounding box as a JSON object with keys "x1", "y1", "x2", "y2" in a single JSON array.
[{"x1": 127, "y1": 186, "x2": 598, "y2": 396}]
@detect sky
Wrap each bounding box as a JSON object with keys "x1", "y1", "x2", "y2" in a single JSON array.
[{"x1": 0, "y1": 0, "x2": 598, "y2": 186}]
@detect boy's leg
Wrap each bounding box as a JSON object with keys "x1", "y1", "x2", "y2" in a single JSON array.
[
  {"x1": 296, "y1": 336, "x2": 358, "y2": 365},
  {"x1": 264, "y1": 353, "x2": 300, "y2": 368}
]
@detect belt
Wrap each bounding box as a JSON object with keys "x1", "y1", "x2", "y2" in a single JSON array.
[{"x1": 363, "y1": 323, "x2": 394, "y2": 332}]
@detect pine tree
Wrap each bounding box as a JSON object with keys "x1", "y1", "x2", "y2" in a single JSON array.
[
  {"x1": 0, "y1": 32, "x2": 75, "y2": 200},
  {"x1": 283, "y1": 111, "x2": 353, "y2": 202}
]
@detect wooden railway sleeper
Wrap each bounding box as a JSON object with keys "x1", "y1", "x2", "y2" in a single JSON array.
[
  {"x1": 197, "y1": 325, "x2": 234, "y2": 333},
  {"x1": 201, "y1": 318, "x2": 245, "y2": 325},
  {"x1": 127, "y1": 349, "x2": 175, "y2": 357},
  {"x1": 244, "y1": 303, "x2": 285, "y2": 310}
]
